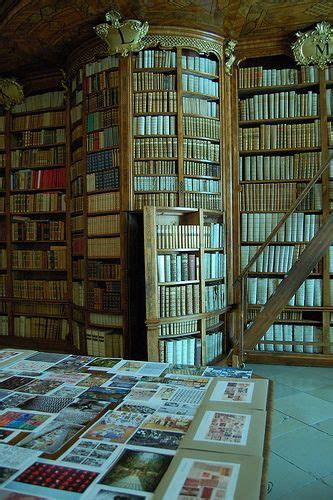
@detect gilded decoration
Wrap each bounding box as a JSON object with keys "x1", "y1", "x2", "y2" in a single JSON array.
[
  {"x1": 94, "y1": 10, "x2": 149, "y2": 56},
  {"x1": 0, "y1": 77, "x2": 24, "y2": 110},
  {"x1": 144, "y1": 34, "x2": 223, "y2": 60},
  {"x1": 292, "y1": 21, "x2": 333, "y2": 69},
  {"x1": 225, "y1": 39, "x2": 237, "y2": 75}
]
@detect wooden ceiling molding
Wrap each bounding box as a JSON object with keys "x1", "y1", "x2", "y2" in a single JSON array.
[{"x1": 0, "y1": 0, "x2": 332, "y2": 79}]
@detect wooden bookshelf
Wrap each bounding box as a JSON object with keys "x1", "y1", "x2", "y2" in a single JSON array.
[
  {"x1": 236, "y1": 56, "x2": 333, "y2": 361},
  {"x1": 144, "y1": 206, "x2": 229, "y2": 365}
]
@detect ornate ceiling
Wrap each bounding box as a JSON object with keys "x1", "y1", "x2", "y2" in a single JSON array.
[{"x1": 0, "y1": 0, "x2": 332, "y2": 77}]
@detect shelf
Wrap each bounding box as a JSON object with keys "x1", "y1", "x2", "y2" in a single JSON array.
[
  {"x1": 134, "y1": 157, "x2": 178, "y2": 161},
  {"x1": 240, "y1": 178, "x2": 315, "y2": 184},
  {"x1": 88, "y1": 278, "x2": 121, "y2": 282},
  {"x1": 183, "y1": 113, "x2": 219, "y2": 121},
  {"x1": 182, "y1": 68, "x2": 219, "y2": 80},
  {"x1": 182, "y1": 91, "x2": 219, "y2": 100},
  {"x1": 11, "y1": 211, "x2": 66, "y2": 215},
  {"x1": 158, "y1": 280, "x2": 200, "y2": 286},
  {"x1": 159, "y1": 331, "x2": 201, "y2": 339},
  {"x1": 184, "y1": 158, "x2": 220, "y2": 165},
  {"x1": 87, "y1": 233, "x2": 120, "y2": 238},
  {"x1": 133, "y1": 67, "x2": 176, "y2": 73},
  {"x1": 88, "y1": 256, "x2": 120, "y2": 260},
  {"x1": 12, "y1": 268, "x2": 67, "y2": 272},
  {"x1": 239, "y1": 116, "x2": 319, "y2": 126},
  {"x1": 12, "y1": 240, "x2": 66, "y2": 244},
  {"x1": 87, "y1": 145, "x2": 119, "y2": 153},
  {"x1": 184, "y1": 174, "x2": 220, "y2": 180},
  {"x1": 11, "y1": 164, "x2": 66, "y2": 170},
  {"x1": 157, "y1": 248, "x2": 200, "y2": 253},
  {"x1": 204, "y1": 277, "x2": 225, "y2": 282},
  {"x1": 11, "y1": 106, "x2": 66, "y2": 117},
  {"x1": 133, "y1": 112, "x2": 177, "y2": 116},
  {"x1": 10, "y1": 187, "x2": 66, "y2": 193},
  {"x1": 87, "y1": 104, "x2": 119, "y2": 113},
  {"x1": 87, "y1": 210, "x2": 120, "y2": 216},
  {"x1": 133, "y1": 134, "x2": 177, "y2": 139},
  {"x1": 183, "y1": 135, "x2": 220, "y2": 142},
  {"x1": 87, "y1": 187, "x2": 120, "y2": 195},
  {"x1": 240, "y1": 147, "x2": 321, "y2": 155},
  {"x1": 11, "y1": 142, "x2": 66, "y2": 150},
  {"x1": 238, "y1": 82, "x2": 319, "y2": 95}
]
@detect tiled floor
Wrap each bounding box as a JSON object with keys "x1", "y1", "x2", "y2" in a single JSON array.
[{"x1": 247, "y1": 363, "x2": 333, "y2": 499}]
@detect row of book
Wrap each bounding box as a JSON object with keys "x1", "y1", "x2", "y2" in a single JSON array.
[
  {"x1": 0, "y1": 275, "x2": 5, "y2": 296},
  {"x1": 0, "y1": 175, "x2": 4, "y2": 188},
  {"x1": 203, "y1": 223, "x2": 225, "y2": 248},
  {"x1": 87, "y1": 282, "x2": 120, "y2": 311},
  {"x1": 241, "y1": 212, "x2": 320, "y2": 242},
  {"x1": 133, "y1": 72, "x2": 176, "y2": 91},
  {"x1": 183, "y1": 116, "x2": 220, "y2": 140},
  {"x1": 85, "y1": 328, "x2": 123, "y2": 357},
  {"x1": 133, "y1": 115, "x2": 176, "y2": 135},
  {"x1": 12, "y1": 91, "x2": 65, "y2": 113},
  {"x1": 133, "y1": 92, "x2": 177, "y2": 113},
  {"x1": 135, "y1": 50, "x2": 176, "y2": 69},
  {"x1": 205, "y1": 283, "x2": 225, "y2": 312},
  {"x1": 72, "y1": 258, "x2": 84, "y2": 279},
  {"x1": 134, "y1": 175, "x2": 178, "y2": 192},
  {"x1": 134, "y1": 192, "x2": 178, "y2": 209},
  {"x1": 12, "y1": 111, "x2": 65, "y2": 131},
  {"x1": 157, "y1": 253, "x2": 199, "y2": 283},
  {"x1": 87, "y1": 88, "x2": 118, "y2": 112},
  {"x1": 87, "y1": 149, "x2": 119, "y2": 172},
  {"x1": 158, "y1": 319, "x2": 199, "y2": 337},
  {"x1": 238, "y1": 66, "x2": 318, "y2": 89},
  {"x1": 184, "y1": 160, "x2": 220, "y2": 178},
  {"x1": 11, "y1": 168, "x2": 66, "y2": 190},
  {"x1": 182, "y1": 54, "x2": 218, "y2": 75},
  {"x1": 11, "y1": 128, "x2": 65, "y2": 148},
  {"x1": 88, "y1": 191, "x2": 120, "y2": 212},
  {"x1": 0, "y1": 153, "x2": 5, "y2": 168},
  {"x1": 70, "y1": 159, "x2": 84, "y2": 181},
  {"x1": 12, "y1": 279, "x2": 67, "y2": 300},
  {"x1": 72, "y1": 145, "x2": 82, "y2": 163},
  {"x1": 12, "y1": 247, "x2": 67, "y2": 270},
  {"x1": 0, "y1": 249, "x2": 6, "y2": 268},
  {"x1": 241, "y1": 183, "x2": 322, "y2": 211},
  {"x1": 86, "y1": 126, "x2": 119, "y2": 151},
  {"x1": 0, "y1": 315, "x2": 8, "y2": 335},
  {"x1": 327, "y1": 89, "x2": 333, "y2": 115},
  {"x1": 159, "y1": 331, "x2": 222, "y2": 364},
  {"x1": 325, "y1": 66, "x2": 333, "y2": 81},
  {"x1": 11, "y1": 219, "x2": 65, "y2": 241},
  {"x1": 86, "y1": 109, "x2": 119, "y2": 132},
  {"x1": 247, "y1": 277, "x2": 322, "y2": 306},
  {"x1": 13, "y1": 316, "x2": 69, "y2": 339},
  {"x1": 84, "y1": 71, "x2": 119, "y2": 94},
  {"x1": 0, "y1": 197, "x2": 4, "y2": 211},
  {"x1": 72, "y1": 281, "x2": 84, "y2": 306},
  {"x1": 184, "y1": 178, "x2": 219, "y2": 193},
  {"x1": 239, "y1": 121, "x2": 320, "y2": 150},
  {"x1": 70, "y1": 196, "x2": 83, "y2": 212},
  {"x1": 71, "y1": 214, "x2": 84, "y2": 232},
  {"x1": 183, "y1": 138, "x2": 220, "y2": 162},
  {"x1": 13, "y1": 302, "x2": 66, "y2": 316},
  {"x1": 89, "y1": 311, "x2": 123, "y2": 327},
  {"x1": 87, "y1": 168, "x2": 120, "y2": 191},
  {"x1": 0, "y1": 117, "x2": 5, "y2": 132},
  {"x1": 71, "y1": 104, "x2": 82, "y2": 124},
  {"x1": 239, "y1": 151, "x2": 321, "y2": 181},
  {"x1": 256, "y1": 324, "x2": 322, "y2": 353},
  {"x1": 239, "y1": 91, "x2": 318, "y2": 121},
  {"x1": 241, "y1": 244, "x2": 309, "y2": 273},
  {"x1": 157, "y1": 224, "x2": 200, "y2": 250},
  {"x1": 182, "y1": 74, "x2": 219, "y2": 97},
  {"x1": 134, "y1": 159, "x2": 176, "y2": 175},
  {"x1": 241, "y1": 182, "x2": 322, "y2": 211},
  {"x1": 10, "y1": 192, "x2": 66, "y2": 212},
  {"x1": 11, "y1": 146, "x2": 66, "y2": 168},
  {"x1": 328, "y1": 122, "x2": 333, "y2": 147},
  {"x1": 0, "y1": 136, "x2": 5, "y2": 149},
  {"x1": 87, "y1": 237, "x2": 120, "y2": 258},
  {"x1": 85, "y1": 55, "x2": 118, "y2": 76},
  {"x1": 88, "y1": 261, "x2": 121, "y2": 280},
  {"x1": 72, "y1": 236, "x2": 84, "y2": 255},
  {"x1": 87, "y1": 214, "x2": 120, "y2": 235},
  {"x1": 159, "y1": 283, "x2": 200, "y2": 317},
  {"x1": 133, "y1": 137, "x2": 178, "y2": 158},
  {"x1": 204, "y1": 252, "x2": 225, "y2": 279},
  {"x1": 183, "y1": 97, "x2": 219, "y2": 118}
]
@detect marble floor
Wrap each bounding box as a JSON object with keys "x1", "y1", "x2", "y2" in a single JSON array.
[{"x1": 248, "y1": 363, "x2": 333, "y2": 499}]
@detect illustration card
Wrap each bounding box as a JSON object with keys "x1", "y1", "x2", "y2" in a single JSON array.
[
  {"x1": 49, "y1": 385, "x2": 87, "y2": 399},
  {"x1": 18, "y1": 420, "x2": 83, "y2": 455},
  {"x1": 0, "y1": 443, "x2": 41, "y2": 468},
  {"x1": 18, "y1": 395, "x2": 73, "y2": 413},
  {"x1": 203, "y1": 377, "x2": 269, "y2": 410},
  {"x1": 9, "y1": 461, "x2": 98, "y2": 495},
  {"x1": 26, "y1": 352, "x2": 70, "y2": 363},
  {"x1": 77, "y1": 375, "x2": 111, "y2": 388},
  {"x1": 98, "y1": 449, "x2": 172, "y2": 493},
  {"x1": 84, "y1": 411, "x2": 147, "y2": 444},
  {"x1": 85, "y1": 358, "x2": 123, "y2": 371},
  {"x1": 0, "y1": 411, "x2": 50, "y2": 431},
  {"x1": 154, "y1": 449, "x2": 263, "y2": 500},
  {"x1": 79, "y1": 386, "x2": 130, "y2": 404},
  {"x1": 203, "y1": 366, "x2": 253, "y2": 379},
  {"x1": 87, "y1": 485, "x2": 152, "y2": 499},
  {"x1": 0, "y1": 393, "x2": 34, "y2": 411},
  {"x1": 0, "y1": 490, "x2": 48, "y2": 499},
  {"x1": 127, "y1": 427, "x2": 183, "y2": 451},
  {"x1": 0, "y1": 377, "x2": 34, "y2": 391},
  {"x1": 60, "y1": 439, "x2": 119, "y2": 469},
  {"x1": 141, "y1": 413, "x2": 192, "y2": 434},
  {"x1": 180, "y1": 406, "x2": 266, "y2": 456},
  {"x1": 16, "y1": 379, "x2": 63, "y2": 395}
]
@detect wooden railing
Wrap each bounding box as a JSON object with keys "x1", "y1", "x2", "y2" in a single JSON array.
[{"x1": 232, "y1": 152, "x2": 333, "y2": 366}]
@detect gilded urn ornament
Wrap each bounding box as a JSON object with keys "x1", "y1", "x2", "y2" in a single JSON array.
[
  {"x1": 0, "y1": 78, "x2": 24, "y2": 110},
  {"x1": 94, "y1": 10, "x2": 149, "y2": 56}
]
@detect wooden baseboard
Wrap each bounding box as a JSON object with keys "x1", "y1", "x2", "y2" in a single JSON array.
[{"x1": 245, "y1": 351, "x2": 333, "y2": 367}]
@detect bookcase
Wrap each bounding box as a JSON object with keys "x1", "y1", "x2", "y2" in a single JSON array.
[
  {"x1": 237, "y1": 56, "x2": 332, "y2": 360},
  {"x1": 0, "y1": 89, "x2": 73, "y2": 347},
  {"x1": 131, "y1": 46, "x2": 222, "y2": 211},
  {"x1": 144, "y1": 206, "x2": 229, "y2": 365}
]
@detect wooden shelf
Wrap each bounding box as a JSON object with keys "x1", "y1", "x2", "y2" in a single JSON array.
[{"x1": 239, "y1": 115, "x2": 319, "y2": 125}]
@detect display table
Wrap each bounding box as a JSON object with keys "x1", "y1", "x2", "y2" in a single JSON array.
[{"x1": 0, "y1": 349, "x2": 270, "y2": 499}]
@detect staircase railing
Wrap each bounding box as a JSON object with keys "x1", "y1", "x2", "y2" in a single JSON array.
[{"x1": 232, "y1": 152, "x2": 333, "y2": 367}]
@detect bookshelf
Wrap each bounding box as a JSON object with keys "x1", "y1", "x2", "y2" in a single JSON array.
[
  {"x1": 131, "y1": 46, "x2": 223, "y2": 211},
  {"x1": 0, "y1": 105, "x2": 7, "y2": 335},
  {"x1": 144, "y1": 206, "x2": 229, "y2": 365},
  {"x1": 237, "y1": 57, "x2": 332, "y2": 360}
]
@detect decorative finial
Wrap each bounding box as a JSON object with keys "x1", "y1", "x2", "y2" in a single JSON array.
[
  {"x1": 94, "y1": 10, "x2": 149, "y2": 57},
  {"x1": 0, "y1": 78, "x2": 24, "y2": 110},
  {"x1": 292, "y1": 21, "x2": 333, "y2": 69},
  {"x1": 225, "y1": 39, "x2": 237, "y2": 76}
]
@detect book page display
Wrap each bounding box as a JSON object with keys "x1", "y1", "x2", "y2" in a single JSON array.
[{"x1": 0, "y1": 349, "x2": 267, "y2": 499}]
